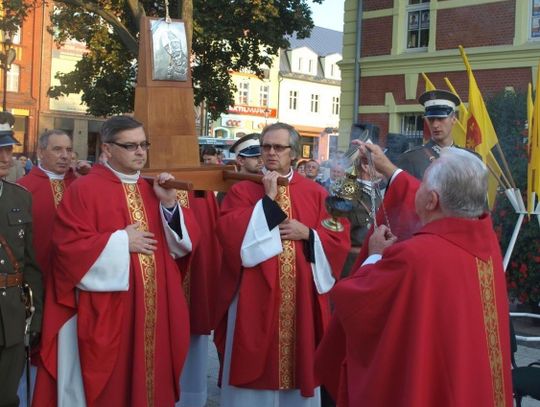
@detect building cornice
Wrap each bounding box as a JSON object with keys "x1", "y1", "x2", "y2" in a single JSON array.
[
  {"x1": 279, "y1": 71, "x2": 341, "y2": 85},
  {"x1": 341, "y1": 43, "x2": 540, "y2": 76}
]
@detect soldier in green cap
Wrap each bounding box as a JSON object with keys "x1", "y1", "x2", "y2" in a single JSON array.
[
  {"x1": 397, "y1": 89, "x2": 464, "y2": 180},
  {"x1": 0, "y1": 112, "x2": 43, "y2": 407}
]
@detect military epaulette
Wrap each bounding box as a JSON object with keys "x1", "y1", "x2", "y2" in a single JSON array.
[
  {"x1": 401, "y1": 144, "x2": 426, "y2": 155},
  {"x1": 3, "y1": 180, "x2": 29, "y2": 193}
]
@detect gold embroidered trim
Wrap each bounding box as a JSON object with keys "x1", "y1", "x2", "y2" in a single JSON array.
[
  {"x1": 176, "y1": 190, "x2": 191, "y2": 305},
  {"x1": 123, "y1": 183, "x2": 157, "y2": 407},
  {"x1": 477, "y1": 257, "x2": 506, "y2": 407},
  {"x1": 275, "y1": 185, "x2": 296, "y2": 389},
  {"x1": 50, "y1": 179, "x2": 65, "y2": 208},
  {"x1": 176, "y1": 190, "x2": 189, "y2": 209}
]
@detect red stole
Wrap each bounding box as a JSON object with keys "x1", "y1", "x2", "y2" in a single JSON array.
[{"x1": 33, "y1": 165, "x2": 197, "y2": 407}]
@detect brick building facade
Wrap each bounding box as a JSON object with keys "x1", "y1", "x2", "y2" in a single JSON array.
[
  {"x1": 339, "y1": 0, "x2": 540, "y2": 149},
  {"x1": 1, "y1": 3, "x2": 103, "y2": 159}
]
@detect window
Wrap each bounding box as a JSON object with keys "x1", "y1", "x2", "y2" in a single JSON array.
[
  {"x1": 297, "y1": 57, "x2": 303, "y2": 71},
  {"x1": 308, "y1": 59, "x2": 313, "y2": 74},
  {"x1": 332, "y1": 97, "x2": 340, "y2": 116},
  {"x1": 6, "y1": 64, "x2": 19, "y2": 92},
  {"x1": 289, "y1": 90, "x2": 298, "y2": 110},
  {"x1": 259, "y1": 85, "x2": 269, "y2": 107},
  {"x1": 310, "y1": 94, "x2": 319, "y2": 113},
  {"x1": 406, "y1": 0, "x2": 429, "y2": 49},
  {"x1": 531, "y1": 0, "x2": 540, "y2": 39},
  {"x1": 11, "y1": 27, "x2": 21, "y2": 44},
  {"x1": 237, "y1": 82, "x2": 249, "y2": 105},
  {"x1": 401, "y1": 114, "x2": 424, "y2": 147}
]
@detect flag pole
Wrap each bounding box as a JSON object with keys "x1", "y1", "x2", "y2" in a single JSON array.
[
  {"x1": 486, "y1": 162, "x2": 510, "y2": 190},
  {"x1": 503, "y1": 213, "x2": 526, "y2": 271},
  {"x1": 493, "y1": 144, "x2": 517, "y2": 188},
  {"x1": 458, "y1": 45, "x2": 517, "y2": 189}
]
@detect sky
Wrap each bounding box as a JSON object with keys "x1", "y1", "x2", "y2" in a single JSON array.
[{"x1": 308, "y1": 0, "x2": 345, "y2": 32}]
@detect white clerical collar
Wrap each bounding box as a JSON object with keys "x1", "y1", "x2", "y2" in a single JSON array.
[
  {"x1": 262, "y1": 167, "x2": 294, "y2": 181},
  {"x1": 39, "y1": 164, "x2": 66, "y2": 180},
  {"x1": 105, "y1": 162, "x2": 140, "y2": 184}
]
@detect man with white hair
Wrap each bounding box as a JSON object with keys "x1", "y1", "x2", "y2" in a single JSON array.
[{"x1": 317, "y1": 145, "x2": 512, "y2": 407}]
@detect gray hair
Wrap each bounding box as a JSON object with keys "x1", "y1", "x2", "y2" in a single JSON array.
[
  {"x1": 100, "y1": 116, "x2": 143, "y2": 143},
  {"x1": 261, "y1": 122, "x2": 300, "y2": 159},
  {"x1": 424, "y1": 148, "x2": 487, "y2": 218},
  {"x1": 38, "y1": 129, "x2": 71, "y2": 149}
]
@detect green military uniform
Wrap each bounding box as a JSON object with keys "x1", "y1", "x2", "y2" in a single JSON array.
[
  {"x1": 0, "y1": 112, "x2": 43, "y2": 407},
  {"x1": 396, "y1": 139, "x2": 442, "y2": 181},
  {"x1": 397, "y1": 140, "x2": 477, "y2": 181},
  {"x1": 0, "y1": 180, "x2": 43, "y2": 407}
]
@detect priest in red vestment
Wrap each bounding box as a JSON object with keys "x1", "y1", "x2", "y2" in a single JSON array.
[
  {"x1": 316, "y1": 144, "x2": 512, "y2": 406},
  {"x1": 17, "y1": 129, "x2": 86, "y2": 404},
  {"x1": 176, "y1": 190, "x2": 222, "y2": 407},
  {"x1": 215, "y1": 123, "x2": 350, "y2": 407},
  {"x1": 17, "y1": 130, "x2": 91, "y2": 284},
  {"x1": 33, "y1": 116, "x2": 200, "y2": 407}
]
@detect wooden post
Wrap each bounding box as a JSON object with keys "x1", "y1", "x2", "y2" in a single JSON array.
[{"x1": 134, "y1": 15, "x2": 200, "y2": 168}]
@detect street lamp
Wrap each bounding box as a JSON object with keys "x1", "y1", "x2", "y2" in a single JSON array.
[{"x1": 1, "y1": 32, "x2": 16, "y2": 112}]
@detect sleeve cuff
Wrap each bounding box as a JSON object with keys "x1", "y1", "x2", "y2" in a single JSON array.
[
  {"x1": 303, "y1": 228, "x2": 315, "y2": 263},
  {"x1": 262, "y1": 195, "x2": 287, "y2": 230}
]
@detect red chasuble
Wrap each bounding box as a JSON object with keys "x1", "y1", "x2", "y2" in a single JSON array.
[
  {"x1": 17, "y1": 167, "x2": 76, "y2": 283},
  {"x1": 318, "y1": 172, "x2": 513, "y2": 407},
  {"x1": 215, "y1": 173, "x2": 350, "y2": 397},
  {"x1": 33, "y1": 165, "x2": 200, "y2": 407},
  {"x1": 176, "y1": 190, "x2": 222, "y2": 334}
]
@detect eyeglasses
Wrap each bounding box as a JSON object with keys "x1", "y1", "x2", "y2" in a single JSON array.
[
  {"x1": 109, "y1": 141, "x2": 151, "y2": 152},
  {"x1": 261, "y1": 144, "x2": 292, "y2": 153}
]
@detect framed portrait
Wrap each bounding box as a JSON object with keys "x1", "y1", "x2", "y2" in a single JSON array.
[
  {"x1": 532, "y1": 17, "x2": 540, "y2": 37},
  {"x1": 302, "y1": 144, "x2": 311, "y2": 158},
  {"x1": 420, "y1": 11, "x2": 429, "y2": 29},
  {"x1": 534, "y1": 0, "x2": 540, "y2": 16},
  {"x1": 150, "y1": 20, "x2": 188, "y2": 81},
  {"x1": 408, "y1": 12, "x2": 419, "y2": 30}
]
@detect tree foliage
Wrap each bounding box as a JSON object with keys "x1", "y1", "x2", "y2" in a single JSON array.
[
  {"x1": 12, "y1": 0, "x2": 321, "y2": 118},
  {"x1": 1, "y1": 0, "x2": 37, "y2": 36},
  {"x1": 488, "y1": 90, "x2": 540, "y2": 305}
]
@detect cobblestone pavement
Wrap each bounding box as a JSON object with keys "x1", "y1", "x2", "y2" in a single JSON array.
[{"x1": 203, "y1": 336, "x2": 540, "y2": 406}]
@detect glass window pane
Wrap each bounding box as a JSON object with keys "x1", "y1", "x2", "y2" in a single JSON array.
[
  {"x1": 6, "y1": 64, "x2": 19, "y2": 92},
  {"x1": 419, "y1": 29, "x2": 429, "y2": 47}
]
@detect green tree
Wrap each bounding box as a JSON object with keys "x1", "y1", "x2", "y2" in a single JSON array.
[
  {"x1": 37, "y1": 0, "x2": 322, "y2": 118},
  {"x1": 488, "y1": 89, "x2": 540, "y2": 306},
  {"x1": 0, "y1": 0, "x2": 37, "y2": 37}
]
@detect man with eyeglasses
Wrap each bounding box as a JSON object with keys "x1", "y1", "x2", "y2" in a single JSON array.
[
  {"x1": 34, "y1": 115, "x2": 201, "y2": 407},
  {"x1": 216, "y1": 122, "x2": 350, "y2": 407}
]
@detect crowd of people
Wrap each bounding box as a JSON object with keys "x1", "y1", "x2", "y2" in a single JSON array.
[{"x1": 0, "y1": 89, "x2": 513, "y2": 407}]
